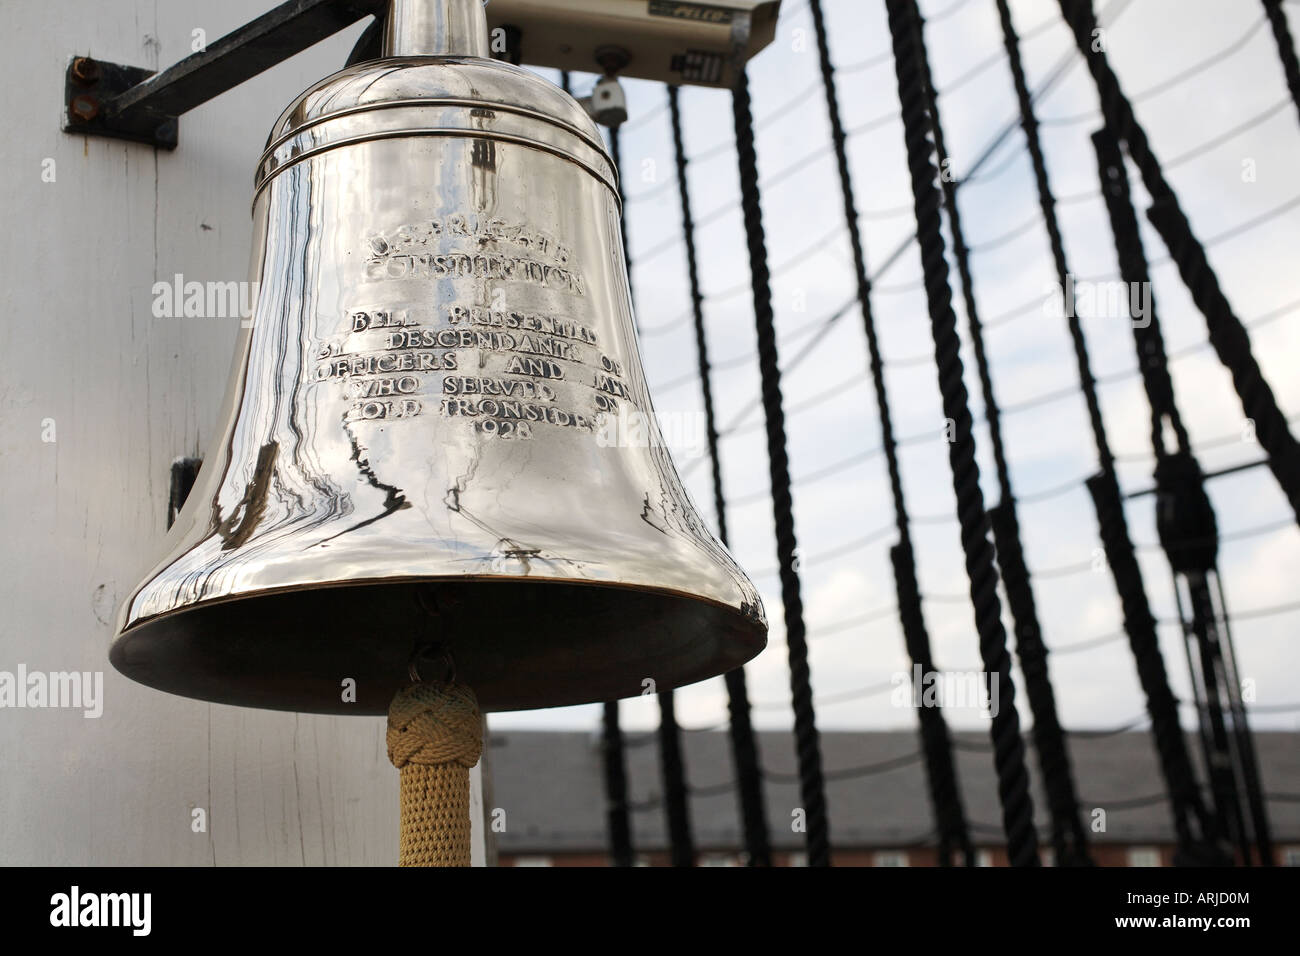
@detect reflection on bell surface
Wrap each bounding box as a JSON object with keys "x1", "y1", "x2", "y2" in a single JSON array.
[{"x1": 111, "y1": 0, "x2": 767, "y2": 715}]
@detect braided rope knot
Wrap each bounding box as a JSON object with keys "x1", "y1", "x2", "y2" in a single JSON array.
[{"x1": 387, "y1": 683, "x2": 482, "y2": 770}]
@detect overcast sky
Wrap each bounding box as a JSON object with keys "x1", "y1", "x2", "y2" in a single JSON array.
[{"x1": 489, "y1": 0, "x2": 1300, "y2": 739}]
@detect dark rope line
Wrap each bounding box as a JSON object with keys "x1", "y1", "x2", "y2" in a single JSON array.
[
  {"x1": 769, "y1": 750, "x2": 924, "y2": 784},
  {"x1": 1208, "y1": 597, "x2": 1300, "y2": 622},
  {"x1": 600, "y1": 115, "x2": 638, "y2": 871},
  {"x1": 1002, "y1": 3, "x2": 1222, "y2": 863},
  {"x1": 1087, "y1": 469, "x2": 1218, "y2": 856},
  {"x1": 655, "y1": 689, "x2": 695, "y2": 866},
  {"x1": 808, "y1": 0, "x2": 972, "y2": 863},
  {"x1": 1116, "y1": 411, "x2": 1300, "y2": 463},
  {"x1": 1036, "y1": 14, "x2": 1270, "y2": 125},
  {"x1": 1036, "y1": 94, "x2": 1289, "y2": 168},
  {"x1": 888, "y1": 0, "x2": 1039, "y2": 867},
  {"x1": 751, "y1": 679, "x2": 901, "y2": 712},
  {"x1": 748, "y1": 521, "x2": 899, "y2": 579},
  {"x1": 614, "y1": 108, "x2": 696, "y2": 869},
  {"x1": 636, "y1": 208, "x2": 844, "y2": 284},
  {"x1": 1093, "y1": 128, "x2": 1190, "y2": 464},
  {"x1": 922, "y1": 3, "x2": 1088, "y2": 865},
  {"x1": 809, "y1": 604, "x2": 903, "y2": 641},
  {"x1": 1033, "y1": 558, "x2": 1101, "y2": 580},
  {"x1": 957, "y1": 139, "x2": 1027, "y2": 186},
  {"x1": 1094, "y1": 118, "x2": 1273, "y2": 864},
  {"x1": 667, "y1": 1, "x2": 1134, "y2": 447},
  {"x1": 624, "y1": 5, "x2": 1078, "y2": 216},
  {"x1": 1264, "y1": 0, "x2": 1300, "y2": 124},
  {"x1": 965, "y1": 213, "x2": 1044, "y2": 254},
  {"x1": 1246, "y1": 701, "x2": 1300, "y2": 713},
  {"x1": 667, "y1": 86, "x2": 771, "y2": 868},
  {"x1": 601, "y1": 700, "x2": 634, "y2": 866},
  {"x1": 732, "y1": 69, "x2": 830, "y2": 867},
  {"x1": 1162, "y1": 98, "x2": 1292, "y2": 171},
  {"x1": 804, "y1": 680, "x2": 900, "y2": 708},
  {"x1": 629, "y1": 751, "x2": 932, "y2": 812},
  {"x1": 747, "y1": 673, "x2": 1300, "y2": 730},
  {"x1": 928, "y1": 0, "x2": 977, "y2": 22},
  {"x1": 720, "y1": 399, "x2": 1300, "y2": 513},
  {"x1": 1137, "y1": 515, "x2": 1297, "y2": 552},
  {"x1": 1052, "y1": 629, "x2": 1128, "y2": 655},
  {"x1": 649, "y1": 189, "x2": 1300, "y2": 395},
  {"x1": 1058, "y1": 0, "x2": 1300, "y2": 524},
  {"x1": 607, "y1": 126, "x2": 636, "y2": 326}
]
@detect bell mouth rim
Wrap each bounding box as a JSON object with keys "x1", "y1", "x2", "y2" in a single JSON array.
[
  {"x1": 111, "y1": 575, "x2": 768, "y2": 715},
  {"x1": 117, "y1": 571, "x2": 765, "y2": 639}
]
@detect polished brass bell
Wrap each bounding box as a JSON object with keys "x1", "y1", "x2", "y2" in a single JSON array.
[{"x1": 111, "y1": 0, "x2": 766, "y2": 715}]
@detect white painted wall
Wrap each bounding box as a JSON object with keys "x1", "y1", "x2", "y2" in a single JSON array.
[{"x1": 0, "y1": 0, "x2": 485, "y2": 865}]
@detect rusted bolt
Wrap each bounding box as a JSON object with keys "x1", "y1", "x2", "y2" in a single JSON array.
[
  {"x1": 71, "y1": 57, "x2": 100, "y2": 86},
  {"x1": 70, "y1": 94, "x2": 100, "y2": 122}
]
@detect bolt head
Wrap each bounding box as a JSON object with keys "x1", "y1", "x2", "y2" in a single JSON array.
[
  {"x1": 71, "y1": 57, "x2": 100, "y2": 85},
  {"x1": 70, "y1": 94, "x2": 100, "y2": 122}
]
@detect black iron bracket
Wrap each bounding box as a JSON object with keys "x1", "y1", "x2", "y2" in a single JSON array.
[{"x1": 62, "y1": 0, "x2": 383, "y2": 149}]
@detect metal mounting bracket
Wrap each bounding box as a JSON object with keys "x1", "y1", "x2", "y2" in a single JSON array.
[{"x1": 62, "y1": 0, "x2": 382, "y2": 150}]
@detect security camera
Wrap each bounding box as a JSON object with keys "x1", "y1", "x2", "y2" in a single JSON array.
[
  {"x1": 485, "y1": 0, "x2": 782, "y2": 88},
  {"x1": 585, "y1": 76, "x2": 629, "y2": 128}
]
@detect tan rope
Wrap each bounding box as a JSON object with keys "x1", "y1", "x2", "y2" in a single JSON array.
[{"x1": 386, "y1": 682, "x2": 483, "y2": 867}]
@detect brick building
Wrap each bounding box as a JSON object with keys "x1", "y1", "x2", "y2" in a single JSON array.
[{"x1": 487, "y1": 730, "x2": 1300, "y2": 866}]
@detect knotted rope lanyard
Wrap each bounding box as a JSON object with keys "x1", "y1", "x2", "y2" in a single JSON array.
[{"x1": 386, "y1": 669, "x2": 483, "y2": 867}]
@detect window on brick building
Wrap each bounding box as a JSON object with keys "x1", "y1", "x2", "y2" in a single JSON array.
[
  {"x1": 1282, "y1": 847, "x2": 1300, "y2": 867},
  {"x1": 513, "y1": 856, "x2": 552, "y2": 867},
  {"x1": 873, "y1": 850, "x2": 909, "y2": 867},
  {"x1": 1127, "y1": 847, "x2": 1162, "y2": 867}
]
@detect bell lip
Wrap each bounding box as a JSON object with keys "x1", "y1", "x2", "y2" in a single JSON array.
[
  {"x1": 110, "y1": 574, "x2": 768, "y2": 716},
  {"x1": 115, "y1": 570, "x2": 766, "y2": 640}
]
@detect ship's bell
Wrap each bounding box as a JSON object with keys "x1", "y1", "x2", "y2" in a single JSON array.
[{"x1": 111, "y1": 0, "x2": 766, "y2": 715}]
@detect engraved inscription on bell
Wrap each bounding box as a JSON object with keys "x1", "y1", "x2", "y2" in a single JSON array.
[{"x1": 309, "y1": 215, "x2": 638, "y2": 441}]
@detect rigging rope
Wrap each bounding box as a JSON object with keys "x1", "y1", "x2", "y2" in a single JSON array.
[
  {"x1": 668, "y1": 85, "x2": 772, "y2": 867},
  {"x1": 617, "y1": 114, "x2": 697, "y2": 871},
  {"x1": 998, "y1": 0, "x2": 1228, "y2": 868},
  {"x1": 921, "y1": 0, "x2": 1091, "y2": 866},
  {"x1": 602, "y1": 700, "x2": 635, "y2": 866},
  {"x1": 601, "y1": 120, "x2": 640, "y2": 869},
  {"x1": 656, "y1": 689, "x2": 696, "y2": 866},
  {"x1": 1093, "y1": 127, "x2": 1273, "y2": 866},
  {"x1": 1263, "y1": 0, "x2": 1300, "y2": 124},
  {"x1": 1056, "y1": 0, "x2": 1300, "y2": 524},
  {"x1": 809, "y1": 0, "x2": 973, "y2": 867},
  {"x1": 733, "y1": 69, "x2": 831, "y2": 866},
  {"x1": 886, "y1": 0, "x2": 1038, "y2": 867}
]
